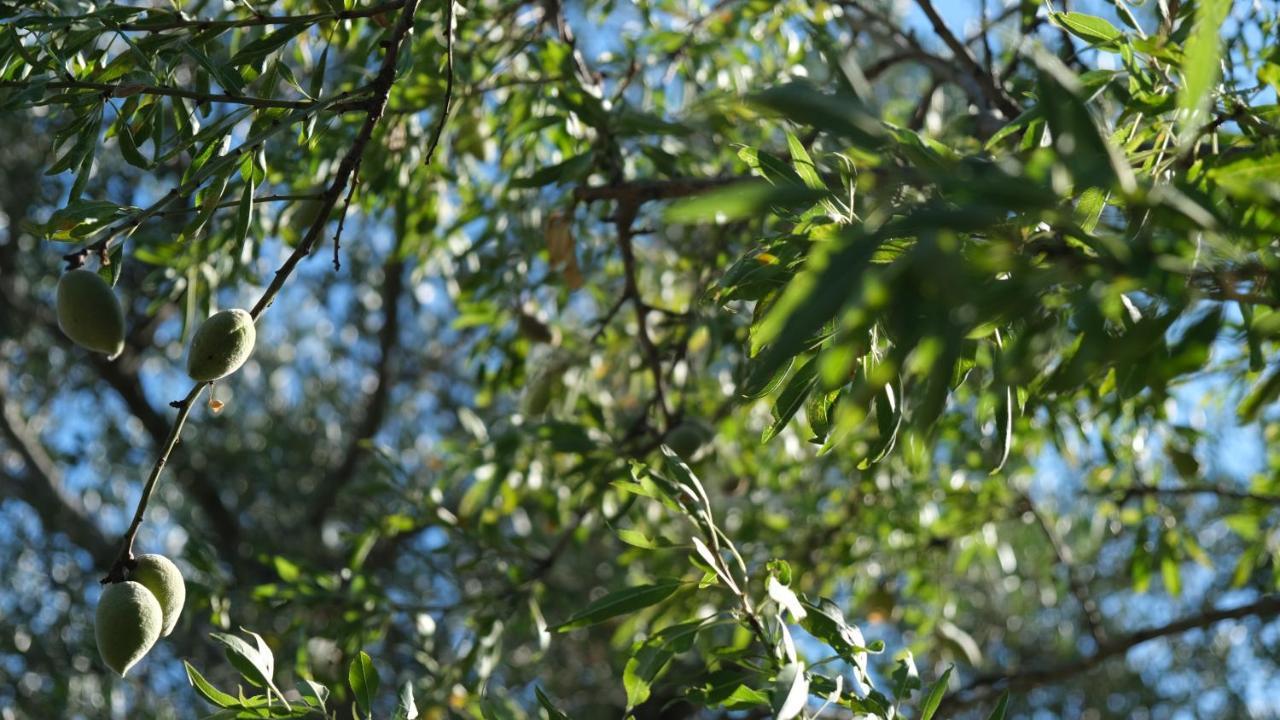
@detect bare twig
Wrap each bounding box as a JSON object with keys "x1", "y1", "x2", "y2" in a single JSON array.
[
  {"x1": 422, "y1": 0, "x2": 457, "y2": 167},
  {"x1": 251, "y1": 0, "x2": 421, "y2": 318},
  {"x1": 913, "y1": 0, "x2": 1020, "y2": 118},
  {"x1": 1022, "y1": 495, "x2": 1107, "y2": 645},
  {"x1": 102, "y1": 383, "x2": 206, "y2": 583},
  {"x1": 613, "y1": 199, "x2": 674, "y2": 426}
]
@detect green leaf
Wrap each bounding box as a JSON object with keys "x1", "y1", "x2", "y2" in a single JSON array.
[
  {"x1": 990, "y1": 385, "x2": 1013, "y2": 475},
  {"x1": 985, "y1": 691, "x2": 1011, "y2": 720},
  {"x1": 1051, "y1": 12, "x2": 1122, "y2": 45},
  {"x1": 751, "y1": 82, "x2": 886, "y2": 150},
  {"x1": 208, "y1": 630, "x2": 284, "y2": 703},
  {"x1": 772, "y1": 661, "x2": 809, "y2": 720},
  {"x1": 860, "y1": 378, "x2": 903, "y2": 468},
  {"x1": 1207, "y1": 150, "x2": 1280, "y2": 199},
  {"x1": 298, "y1": 679, "x2": 330, "y2": 711},
  {"x1": 348, "y1": 651, "x2": 378, "y2": 719},
  {"x1": 1238, "y1": 366, "x2": 1280, "y2": 422},
  {"x1": 556, "y1": 581, "x2": 682, "y2": 631},
  {"x1": 1033, "y1": 50, "x2": 1135, "y2": 192},
  {"x1": 184, "y1": 661, "x2": 240, "y2": 709},
  {"x1": 393, "y1": 681, "x2": 418, "y2": 720},
  {"x1": 892, "y1": 652, "x2": 921, "y2": 699},
  {"x1": 919, "y1": 665, "x2": 953, "y2": 720},
  {"x1": 665, "y1": 180, "x2": 825, "y2": 224},
  {"x1": 750, "y1": 227, "x2": 881, "y2": 384},
  {"x1": 623, "y1": 641, "x2": 674, "y2": 710},
  {"x1": 1177, "y1": 0, "x2": 1232, "y2": 144},
  {"x1": 233, "y1": 179, "x2": 254, "y2": 249},
  {"x1": 510, "y1": 153, "x2": 594, "y2": 188},
  {"x1": 785, "y1": 131, "x2": 825, "y2": 190},
  {"x1": 763, "y1": 356, "x2": 818, "y2": 442},
  {"x1": 534, "y1": 687, "x2": 571, "y2": 720},
  {"x1": 230, "y1": 24, "x2": 307, "y2": 68}
]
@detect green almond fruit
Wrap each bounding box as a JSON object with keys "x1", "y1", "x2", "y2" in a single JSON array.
[
  {"x1": 95, "y1": 581, "x2": 162, "y2": 677},
  {"x1": 129, "y1": 554, "x2": 186, "y2": 637},
  {"x1": 187, "y1": 309, "x2": 256, "y2": 382},
  {"x1": 56, "y1": 269, "x2": 126, "y2": 358}
]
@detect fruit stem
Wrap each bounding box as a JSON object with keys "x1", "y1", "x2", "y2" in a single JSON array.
[{"x1": 102, "y1": 383, "x2": 207, "y2": 584}]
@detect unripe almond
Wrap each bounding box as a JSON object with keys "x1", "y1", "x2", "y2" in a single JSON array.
[
  {"x1": 95, "y1": 581, "x2": 162, "y2": 677},
  {"x1": 129, "y1": 554, "x2": 186, "y2": 637},
  {"x1": 56, "y1": 269, "x2": 126, "y2": 358},
  {"x1": 187, "y1": 309, "x2": 256, "y2": 382}
]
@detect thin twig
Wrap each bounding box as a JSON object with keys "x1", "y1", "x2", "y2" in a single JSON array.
[
  {"x1": 613, "y1": 199, "x2": 674, "y2": 426},
  {"x1": 913, "y1": 0, "x2": 1020, "y2": 117},
  {"x1": 1022, "y1": 495, "x2": 1107, "y2": 645},
  {"x1": 422, "y1": 0, "x2": 457, "y2": 167},
  {"x1": 102, "y1": 383, "x2": 206, "y2": 583},
  {"x1": 251, "y1": 0, "x2": 422, "y2": 319}
]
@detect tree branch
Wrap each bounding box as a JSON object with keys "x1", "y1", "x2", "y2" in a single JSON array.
[
  {"x1": 1021, "y1": 494, "x2": 1107, "y2": 645},
  {"x1": 613, "y1": 199, "x2": 674, "y2": 427},
  {"x1": 309, "y1": 254, "x2": 405, "y2": 526},
  {"x1": 943, "y1": 594, "x2": 1280, "y2": 710},
  {"x1": 0, "y1": 389, "x2": 113, "y2": 566},
  {"x1": 913, "y1": 0, "x2": 1020, "y2": 118},
  {"x1": 1100, "y1": 483, "x2": 1280, "y2": 506},
  {"x1": 250, "y1": 0, "x2": 421, "y2": 319}
]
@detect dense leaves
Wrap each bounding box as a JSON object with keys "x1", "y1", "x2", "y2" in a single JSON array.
[{"x1": 2, "y1": 0, "x2": 1280, "y2": 719}]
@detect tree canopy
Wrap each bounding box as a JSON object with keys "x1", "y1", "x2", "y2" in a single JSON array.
[{"x1": 2, "y1": 0, "x2": 1280, "y2": 718}]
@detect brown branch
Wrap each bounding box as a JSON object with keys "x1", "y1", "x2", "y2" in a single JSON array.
[
  {"x1": 87, "y1": 353, "x2": 243, "y2": 553},
  {"x1": 614, "y1": 199, "x2": 674, "y2": 427},
  {"x1": 1101, "y1": 484, "x2": 1280, "y2": 506},
  {"x1": 251, "y1": 0, "x2": 421, "y2": 318},
  {"x1": 913, "y1": 0, "x2": 1020, "y2": 118},
  {"x1": 102, "y1": 383, "x2": 206, "y2": 583},
  {"x1": 1021, "y1": 494, "x2": 1107, "y2": 645},
  {"x1": 0, "y1": 389, "x2": 113, "y2": 566},
  {"x1": 309, "y1": 253, "x2": 404, "y2": 526},
  {"x1": 942, "y1": 594, "x2": 1280, "y2": 710}
]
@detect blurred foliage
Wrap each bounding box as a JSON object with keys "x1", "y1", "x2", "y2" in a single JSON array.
[{"x1": 2, "y1": 0, "x2": 1280, "y2": 718}]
